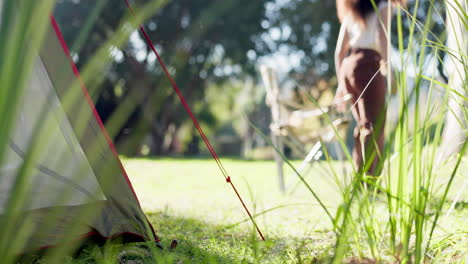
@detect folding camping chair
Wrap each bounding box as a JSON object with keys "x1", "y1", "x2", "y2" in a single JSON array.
[{"x1": 260, "y1": 66, "x2": 352, "y2": 193}]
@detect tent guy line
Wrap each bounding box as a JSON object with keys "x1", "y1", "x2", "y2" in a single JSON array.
[{"x1": 122, "y1": 0, "x2": 265, "y2": 241}]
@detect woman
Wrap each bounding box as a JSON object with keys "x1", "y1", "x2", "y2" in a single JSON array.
[{"x1": 334, "y1": 0, "x2": 404, "y2": 175}]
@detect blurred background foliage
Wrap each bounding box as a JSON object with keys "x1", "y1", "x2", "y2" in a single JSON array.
[{"x1": 53, "y1": 0, "x2": 447, "y2": 157}]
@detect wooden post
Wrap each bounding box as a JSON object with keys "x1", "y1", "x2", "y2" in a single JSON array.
[
  {"x1": 440, "y1": 0, "x2": 468, "y2": 158},
  {"x1": 260, "y1": 66, "x2": 285, "y2": 192}
]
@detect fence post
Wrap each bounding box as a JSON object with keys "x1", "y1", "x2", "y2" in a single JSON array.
[
  {"x1": 440, "y1": 0, "x2": 468, "y2": 158},
  {"x1": 260, "y1": 65, "x2": 285, "y2": 192}
]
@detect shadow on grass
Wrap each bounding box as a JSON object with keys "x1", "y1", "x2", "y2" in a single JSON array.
[
  {"x1": 146, "y1": 211, "x2": 338, "y2": 264},
  {"x1": 16, "y1": 212, "x2": 249, "y2": 264},
  {"x1": 147, "y1": 211, "x2": 257, "y2": 264},
  {"x1": 16, "y1": 211, "x2": 338, "y2": 263}
]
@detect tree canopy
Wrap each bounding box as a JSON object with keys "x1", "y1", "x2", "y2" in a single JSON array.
[{"x1": 53, "y1": 0, "x2": 447, "y2": 156}]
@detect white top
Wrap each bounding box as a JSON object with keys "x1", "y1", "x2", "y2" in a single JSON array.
[{"x1": 345, "y1": 2, "x2": 389, "y2": 53}]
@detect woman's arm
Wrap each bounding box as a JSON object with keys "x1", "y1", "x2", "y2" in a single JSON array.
[
  {"x1": 334, "y1": 21, "x2": 350, "y2": 79},
  {"x1": 334, "y1": 21, "x2": 349, "y2": 111}
]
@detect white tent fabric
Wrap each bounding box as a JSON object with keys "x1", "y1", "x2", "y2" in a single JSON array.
[
  {"x1": 0, "y1": 58, "x2": 105, "y2": 211},
  {"x1": 0, "y1": 6, "x2": 156, "y2": 252}
]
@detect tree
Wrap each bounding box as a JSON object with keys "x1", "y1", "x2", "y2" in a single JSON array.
[
  {"x1": 54, "y1": 0, "x2": 273, "y2": 155},
  {"x1": 267, "y1": 0, "x2": 447, "y2": 80},
  {"x1": 53, "y1": 0, "x2": 449, "y2": 156}
]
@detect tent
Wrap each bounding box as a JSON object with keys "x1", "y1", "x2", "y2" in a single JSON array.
[
  {"x1": 0, "y1": 13, "x2": 157, "y2": 252},
  {"x1": 1, "y1": 1, "x2": 264, "y2": 251}
]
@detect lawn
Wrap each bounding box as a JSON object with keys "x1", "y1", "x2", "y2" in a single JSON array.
[
  {"x1": 79, "y1": 156, "x2": 467, "y2": 264},
  {"x1": 124, "y1": 157, "x2": 341, "y2": 263}
]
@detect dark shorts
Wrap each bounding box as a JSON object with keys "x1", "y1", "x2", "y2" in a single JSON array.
[{"x1": 340, "y1": 48, "x2": 386, "y2": 175}]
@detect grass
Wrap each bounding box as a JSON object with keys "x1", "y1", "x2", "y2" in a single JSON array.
[
  {"x1": 126, "y1": 157, "x2": 341, "y2": 249},
  {"x1": 46, "y1": 157, "x2": 465, "y2": 263}
]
